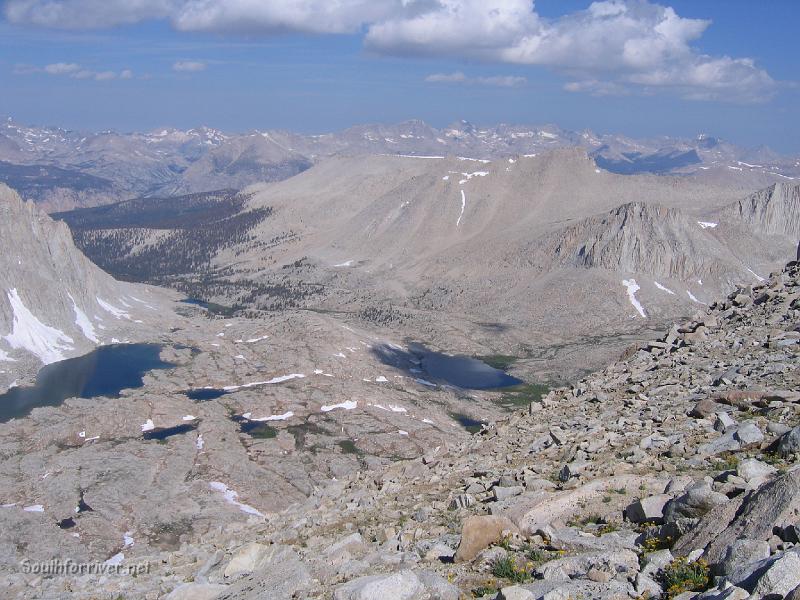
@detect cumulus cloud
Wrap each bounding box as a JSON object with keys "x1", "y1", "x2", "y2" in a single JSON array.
[
  {"x1": 15, "y1": 62, "x2": 132, "y2": 81},
  {"x1": 173, "y1": 60, "x2": 207, "y2": 72},
  {"x1": 426, "y1": 71, "x2": 526, "y2": 87},
  {"x1": 3, "y1": 0, "x2": 778, "y2": 102},
  {"x1": 43, "y1": 62, "x2": 80, "y2": 75}
]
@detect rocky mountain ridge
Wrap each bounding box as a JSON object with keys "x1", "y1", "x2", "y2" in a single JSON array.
[{"x1": 0, "y1": 183, "x2": 178, "y2": 387}]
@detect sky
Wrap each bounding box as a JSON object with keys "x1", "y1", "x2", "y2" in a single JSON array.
[{"x1": 0, "y1": 0, "x2": 798, "y2": 153}]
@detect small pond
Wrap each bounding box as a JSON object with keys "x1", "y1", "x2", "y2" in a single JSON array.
[
  {"x1": 186, "y1": 388, "x2": 227, "y2": 401},
  {"x1": 0, "y1": 344, "x2": 173, "y2": 423},
  {"x1": 372, "y1": 342, "x2": 524, "y2": 390}
]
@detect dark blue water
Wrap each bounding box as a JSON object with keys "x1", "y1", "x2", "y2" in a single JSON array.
[
  {"x1": 372, "y1": 343, "x2": 523, "y2": 390},
  {"x1": 143, "y1": 423, "x2": 197, "y2": 440},
  {"x1": 186, "y1": 388, "x2": 227, "y2": 401},
  {"x1": 0, "y1": 344, "x2": 173, "y2": 423},
  {"x1": 450, "y1": 412, "x2": 487, "y2": 434}
]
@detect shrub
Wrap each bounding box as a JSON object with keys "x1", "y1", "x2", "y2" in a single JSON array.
[
  {"x1": 490, "y1": 556, "x2": 532, "y2": 583},
  {"x1": 661, "y1": 557, "x2": 710, "y2": 597}
]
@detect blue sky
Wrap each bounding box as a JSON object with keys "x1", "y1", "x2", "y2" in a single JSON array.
[{"x1": 1, "y1": 0, "x2": 798, "y2": 152}]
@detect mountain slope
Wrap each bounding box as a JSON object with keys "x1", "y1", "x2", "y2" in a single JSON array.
[
  {"x1": 0, "y1": 183, "x2": 175, "y2": 386},
  {"x1": 55, "y1": 150, "x2": 800, "y2": 380}
]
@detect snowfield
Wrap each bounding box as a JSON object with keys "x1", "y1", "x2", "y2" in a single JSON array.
[
  {"x1": 3, "y1": 288, "x2": 74, "y2": 364},
  {"x1": 622, "y1": 279, "x2": 647, "y2": 318}
]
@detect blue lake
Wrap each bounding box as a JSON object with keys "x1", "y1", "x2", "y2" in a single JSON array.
[
  {"x1": 0, "y1": 344, "x2": 173, "y2": 423},
  {"x1": 373, "y1": 342, "x2": 524, "y2": 390}
]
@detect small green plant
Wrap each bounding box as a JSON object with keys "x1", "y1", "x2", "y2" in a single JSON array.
[
  {"x1": 471, "y1": 581, "x2": 499, "y2": 598},
  {"x1": 490, "y1": 556, "x2": 532, "y2": 583},
  {"x1": 717, "y1": 453, "x2": 740, "y2": 471},
  {"x1": 661, "y1": 557, "x2": 710, "y2": 597},
  {"x1": 642, "y1": 534, "x2": 674, "y2": 552},
  {"x1": 612, "y1": 487, "x2": 627, "y2": 495},
  {"x1": 497, "y1": 533, "x2": 514, "y2": 551},
  {"x1": 603, "y1": 495, "x2": 612, "y2": 503},
  {"x1": 567, "y1": 514, "x2": 603, "y2": 527},
  {"x1": 524, "y1": 546, "x2": 558, "y2": 567}
]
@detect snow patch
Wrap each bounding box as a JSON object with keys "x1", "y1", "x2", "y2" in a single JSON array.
[
  {"x1": 746, "y1": 268, "x2": 765, "y2": 282},
  {"x1": 375, "y1": 376, "x2": 388, "y2": 383},
  {"x1": 334, "y1": 260, "x2": 355, "y2": 267},
  {"x1": 0, "y1": 348, "x2": 14, "y2": 362},
  {"x1": 68, "y1": 294, "x2": 98, "y2": 343},
  {"x1": 97, "y1": 297, "x2": 131, "y2": 320},
  {"x1": 140, "y1": 419, "x2": 155, "y2": 432},
  {"x1": 698, "y1": 221, "x2": 718, "y2": 229},
  {"x1": 196, "y1": 434, "x2": 204, "y2": 450},
  {"x1": 123, "y1": 532, "x2": 134, "y2": 548},
  {"x1": 414, "y1": 378, "x2": 436, "y2": 387},
  {"x1": 222, "y1": 373, "x2": 305, "y2": 391},
  {"x1": 321, "y1": 400, "x2": 358, "y2": 412},
  {"x1": 209, "y1": 482, "x2": 264, "y2": 517},
  {"x1": 456, "y1": 190, "x2": 466, "y2": 227},
  {"x1": 251, "y1": 411, "x2": 294, "y2": 422},
  {"x1": 3, "y1": 289, "x2": 74, "y2": 364},
  {"x1": 622, "y1": 279, "x2": 646, "y2": 318},
  {"x1": 23, "y1": 504, "x2": 44, "y2": 512},
  {"x1": 654, "y1": 281, "x2": 676, "y2": 295},
  {"x1": 687, "y1": 290, "x2": 705, "y2": 304}
]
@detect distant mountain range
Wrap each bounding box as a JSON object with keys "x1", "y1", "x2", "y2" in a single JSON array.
[{"x1": 2, "y1": 116, "x2": 798, "y2": 211}]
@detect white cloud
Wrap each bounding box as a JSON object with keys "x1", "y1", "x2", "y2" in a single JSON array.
[
  {"x1": 4, "y1": 0, "x2": 778, "y2": 102},
  {"x1": 43, "y1": 62, "x2": 80, "y2": 74},
  {"x1": 426, "y1": 71, "x2": 526, "y2": 87},
  {"x1": 16, "y1": 62, "x2": 131, "y2": 81},
  {"x1": 173, "y1": 60, "x2": 206, "y2": 72}
]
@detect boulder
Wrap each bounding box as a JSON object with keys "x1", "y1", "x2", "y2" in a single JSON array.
[
  {"x1": 498, "y1": 579, "x2": 630, "y2": 600},
  {"x1": 333, "y1": 569, "x2": 458, "y2": 600},
  {"x1": 217, "y1": 544, "x2": 310, "y2": 599},
  {"x1": 717, "y1": 538, "x2": 770, "y2": 580},
  {"x1": 454, "y1": 515, "x2": 519, "y2": 562},
  {"x1": 736, "y1": 458, "x2": 776, "y2": 483},
  {"x1": 673, "y1": 467, "x2": 800, "y2": 566},
  {"x1": 776, "y1": 426, "x2": 800, "y2": 458},
  {"x1": 690, "y1": 399, "x2": 721, "y2": 419},
  {"x1": 625, "y1": 494, "x2": 670, "y2": 524},
  {"x1": 663, "y1": 482, "x2": 728, "y2": 523},
  {"x1": 733, "y1": 421, "x2": 763, "y2": 446},
  {"x1": 500, "y1": 586, "x2": 536, "y2": 600},
  {"x1": 535, "y1": 549, "x2": 639, "y2": 581},
  {"x1": 740, "y1": 548, "x2": 800, "y2": 597}
]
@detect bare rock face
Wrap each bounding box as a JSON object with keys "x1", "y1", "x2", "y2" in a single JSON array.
[
  {"x1": 726, "y1": 182, "x2": 800, "y2": 238},
  {"x1": 674, "y1": 467, "x2": 800, "y2": 565},
  {"x1": 0, "y1": 183, "x2": 174, "y2": 383}
]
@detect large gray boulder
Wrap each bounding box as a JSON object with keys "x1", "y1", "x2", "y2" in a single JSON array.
[
  {"x1": 673, "y1": 466, "x2": 800, "y2": 566},
  {"x1": 333, "y1": 569, "x2": 459, "y2": 600},
  {"x1": 736, "y1": 548, "x2": 800, "y2": 596},
  {"x1": 663, "y1": 482, "x2": 728, "y2": 523},
  {"x1": 625, "y1": 494, "x2": 671, "y2": 524},
  {"x1": 217, "y1": 544, "x2": 311, "y2": 599},
  {"x1": 717, "y1": 538, "x2": 771, "y2": 581},
  {"x1": 776, "y1": 426, "x2": 800, "y2": 458}
]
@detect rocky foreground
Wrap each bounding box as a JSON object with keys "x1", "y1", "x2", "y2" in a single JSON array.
[{"x1": 8, "y1": 261, "x2": 800, "y2": 599}]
